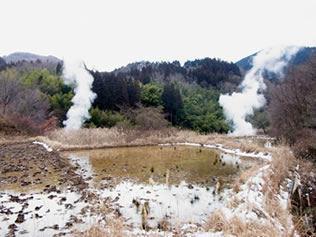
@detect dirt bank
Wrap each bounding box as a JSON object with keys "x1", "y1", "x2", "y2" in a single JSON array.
[{"x1": 0, "y1": 141, "x2": 87, "y2": 192}]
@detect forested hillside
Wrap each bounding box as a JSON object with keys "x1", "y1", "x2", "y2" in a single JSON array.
[
  {"x1": 0, "y1": 55, "x2": 241, "y2": 134},
  {"x1": 89, "y1": 57, "x2": 241, "y2": 132}
]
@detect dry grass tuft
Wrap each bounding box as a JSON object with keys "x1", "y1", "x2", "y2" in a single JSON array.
[
  {"x1": 204, "y1": 210, "x2": 229, "y2": 232},
  {"x1": 205, "y1": 210, "x2": 280, "y2": 237},
  {"x1": 233, "y1": 165, "x2": 264, "y2": 193},
  {"x1": 268, "y1": 145, "x2": 296, "y2": 192},
  {"x1": 73, "y1": 218, "x2": 126, "y2": 237}
]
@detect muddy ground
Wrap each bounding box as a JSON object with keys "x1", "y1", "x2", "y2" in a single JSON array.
[
  {"x1": 0, "y1": 142, "x2": 87, "y2": 191},
  {"x1": 0, "y1": 141, "x2": 113, "y2": 237}
]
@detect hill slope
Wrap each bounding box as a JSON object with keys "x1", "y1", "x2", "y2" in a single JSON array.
[{"x1": 236, "y1": 46, "x2": 316, "y2": 71}]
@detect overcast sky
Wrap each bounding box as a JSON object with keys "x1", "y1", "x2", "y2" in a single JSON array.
[{"x1": 1, "y1": 0, "x2": 316, "y2": 71}]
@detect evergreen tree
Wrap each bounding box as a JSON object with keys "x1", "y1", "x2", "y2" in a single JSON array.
[{"x1": 162, "y1": 82, "x2": 183, "y2": 125}]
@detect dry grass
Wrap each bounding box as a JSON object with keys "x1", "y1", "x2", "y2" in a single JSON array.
[
  {"x1": 205, "y1": 210, "x2": 280, "y2": 237},
  {"x1": 233, "y1": 165, "x2": 263, "y2": 193},
  {"x1": 206, "y1": 145, "x2": 300, "y2": 237},
  {"x1": 73, "y1": 218, "x2": 125, "y2": 237},
  {"x1": 38, "y1": 127, "x2": 272, "y2": 155},
  {"x1": 209, "y1": 144, "x2": 316, "y2": 237},
  {"x1": 74, "y1": 219, "x2": 170, "y2": 237},
  {"x1": 268, "y1": 146, "x2": 296, "y2": 192}
]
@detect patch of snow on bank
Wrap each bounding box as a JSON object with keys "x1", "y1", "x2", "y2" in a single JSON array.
[
  {"x1": 33, "y1": 141, "x2": 53, "y2": 152},
  {"x1": 159, "y1": 143, "x2": 271, "y2": 161},
  {"x1": 214, "y1": 164, "x2": 295, "y2": 235}
]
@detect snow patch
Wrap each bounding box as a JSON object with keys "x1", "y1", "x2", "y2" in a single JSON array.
[
  {"x1": 33, "y1": 141, "x2": 53, "y2": 152},
  {"x1": 159, "y1": 142, "x2": 271, "y2": 161}
]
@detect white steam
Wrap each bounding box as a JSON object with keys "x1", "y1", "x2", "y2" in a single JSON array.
[
  {"x1": 219, "y1": 46, "x2": 300, "y2": 136},
  {"x1": 62, "y1": 58, "x2": 96, "y2": 130}
]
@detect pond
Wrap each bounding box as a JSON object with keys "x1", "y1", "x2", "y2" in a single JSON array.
[{"x1": 64, "y1": 145, "x2": 260, "y2": 230}]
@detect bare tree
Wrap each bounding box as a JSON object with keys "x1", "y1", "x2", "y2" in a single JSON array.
[
  {"x1": 0, "y1": 69, "x2": 22, "y2": 114},
  {"x1": 268, "y1": 53, "x2": 316, "y2": 159},
  {"x1": 15, "y1": 88, "x2": 50, "y2": 124}
]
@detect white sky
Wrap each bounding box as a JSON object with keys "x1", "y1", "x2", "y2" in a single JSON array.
[{"x1": 1, "y1": 0, "x2": 316, "y2": 71}]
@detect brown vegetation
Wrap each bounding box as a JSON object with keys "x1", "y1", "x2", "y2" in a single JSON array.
[
  {"x1": 207, "y1": 144, "x2": 316, "y2": 237},
  {"x1": 39, "y1": 127, "x2": 272, "y2": 154},
  {"x1": 205, "y1": 210, "x2": 280, "y2": 237},
  {"x1": 268, "y1": 53, "x2": 316, "y2": 162},
  {"x1": 73, "y1": 218, "x2": 125, "y2": 237},
  {"x1": 0, "y1": 69, "x2": 52, "y2": 136}
]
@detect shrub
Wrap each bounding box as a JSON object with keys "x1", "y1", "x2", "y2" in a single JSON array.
[
  {"x1": 39, "y1": 116, "x2": 58, "y2": 134},
  {"x1": 5, "y1": 113, "x2": 40, "y2": 135},
  {"x1": 134, "y1": 106, "x2": 168, "y2": 130},
  {"x1": 88, "y1": 107, "x2": 125, "y2": 128}
]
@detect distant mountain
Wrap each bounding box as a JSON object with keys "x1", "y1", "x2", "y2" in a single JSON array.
[
  {"x1": 3, "y1": 52, "x2": 61, "y2": 64},
  {"x1": 236, "y1": 47, "x2": 316, "y2": 71}
]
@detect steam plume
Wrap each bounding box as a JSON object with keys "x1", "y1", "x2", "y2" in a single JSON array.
[
  {"x1": 62, "y1": 58, "x2": 96, "y2": 130},
  {"x1": 219, "y1": 46, "x2": 300, "y2": 136}
]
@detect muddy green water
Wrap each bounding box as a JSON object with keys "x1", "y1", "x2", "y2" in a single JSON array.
[{"x1": 64, "y1": 146, "x2": 255, "y2": 187}]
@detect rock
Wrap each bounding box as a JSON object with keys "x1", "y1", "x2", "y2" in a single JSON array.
[
  {"x1": 48, "y1": 195, "x2": 56, "y2": 199},
  {"x1": 65, "y1": 203, "x2": 74, "y2": 209},
  {"x1": 35, "y1": 205, "x2": 43, "y2": 211},
  {"x1": 60, "y1": 197, "x2": 67, "y2": 202},
  {"x1": 15, "y1": 213, "x2": 25, "y2": 224},
  {"x1": 51, "y1": 224, "x2": 59, "y2": 230},
  {"x1": 65, "y1": 222, "x2": 73, "y2": 228},
  {"x1": 8, "y1": 223, "x2": 18, "y2": 230},
  {"x1": 21, "y1": 181, "x2": 32, "y2": 186},
  {"x1": 34, "y1": 213, "x2": 42, "y2": 219},
  {"x1": 187, "y1": 184, "x2": 194, "y2": 189}
]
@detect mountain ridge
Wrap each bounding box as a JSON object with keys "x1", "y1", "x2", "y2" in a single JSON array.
[{"x1": 2, "y1": 52, "x2": 61, "y2": 64}]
